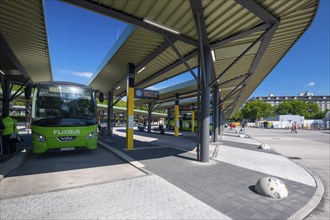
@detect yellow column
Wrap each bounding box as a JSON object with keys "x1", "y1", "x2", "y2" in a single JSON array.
[
  {"x1": 126, "y1": 63, "x2": 135, "y2": 150},
  {"x1": 175, "y1": 94, "x2": 179, "y2": 137},
  {"x1": 191, "y1": 110, "x2": 195, "y2": 133}
]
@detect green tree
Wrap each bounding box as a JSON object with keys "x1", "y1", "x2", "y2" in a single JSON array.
[
  {"x1": 275, "y1": 101, "x2": 292, "y2": 115},
  {"x1": 275, "y1": 100, "x2": 322, "y2": 119},
  {"x1": 230, "y1": 109, "x2": 243, "y2": 121},
  {"x1": 242, "y1": 100, "x2": 274, "y2": 121}
]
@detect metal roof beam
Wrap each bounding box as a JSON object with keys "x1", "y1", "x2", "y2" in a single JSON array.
[
  {"x1": 190, "y1": 0, "x2": 216, "y2": 84},
  {"x1": 137, "y1": 90, "x2": 197, "y2": 107},
  {"x1": 152, "y1": 103, "x2": 162, "y2": 112},
  {"x1": 0, "y1": 34, "x2": 31, "y2": 83},
  {"x1": 118, "y1": 19, "x2": 275, "y2": 98},
  {"x1": 224, "y1": 104, "x2": 235, "y2": 116},
  {"x1": 235, "y1": 0, "x2": 278, "y2": 23},
  {"x1": 62, "y1": 0, "x2": 198, "y2": 47},
  {"x1": 237, "y1": 21, "x2": 279, "y2": 100},
  {"x1": 9, "y1": 79, "x2": 30, "y2": 101},
  {"x1": 223, "y1": 97, "x2": 239, "y2": 112},
  {"x1": 210, "y1": 28, "x2": 269, "y2": 87},
  {"x1": 211, "y1": 22, "x2": 270, "y2": 49},
  {"x1": 135, "y1": 41, "x2": 171, "y2": 74},
  {"x1": 137, "y1": 21, "x2": 269, "y2": 89},
  {"x1": 135, "y1": 50, "x2": 197, "y2": 87},
  {"x1": 218, "y1": 73, "x2": 250, "y2": 87},
  {"x1": 112, "y1": 93, "x2": 125, "y2": 107},
  {"x1": 116, "y1": 20, "x2": 272, "y2": 95},
  {"x1": 219, "y1": 79, "x2": 247, "y2": 106},
  {"x1": 163, "y1": 34, "x2": 200, "y2": 85}
]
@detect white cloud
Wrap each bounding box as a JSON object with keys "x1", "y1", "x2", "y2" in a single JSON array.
[
  {"x1": 304, "y1": 81, "x2": 315, "y2": 87},
  {"x1": 59, "y1": 69, "x2": 93, "y2": 78}
]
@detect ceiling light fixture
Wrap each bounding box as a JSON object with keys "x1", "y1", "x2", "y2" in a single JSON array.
[
  {"x1": 0, "y1": 70, "x2": 5, "y2": 75},
  {"x1": 143, "y1": 18, "x2": 181, "y2": 35},
  {"x1": 137, "y1": 67, "x2": 146, "y2": 74},
  {"x1": 211, "y1": 50, "x2": 216, "y2": 62}
]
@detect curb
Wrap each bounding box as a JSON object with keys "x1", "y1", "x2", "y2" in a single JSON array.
[
  {"x1": 0, "y1": 149, "x2": 32, "y2": 182},
  {"x1": 288, "y1": 166, "x2": 325, "y2": 220},
  {"x1": 98, "y1": 140, "x2": 150, "y2": 175},
  {"x1": 263, "y1": 147, "x2": 325, "y2": 220},
  {"x1": 240, "y1": 131, "x2": 325, "y2": 220}
]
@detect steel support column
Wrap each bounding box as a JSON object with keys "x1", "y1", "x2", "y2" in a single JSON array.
[
  {"x1": 148, "y1": 102, "x2": 152, "y2": 133},
  {"x1": 167, "y1": 108, "x2": 171, "y2": 130},
  {"x1": 191, "y1": 104, "x2": 195, "y2": 133},
  {"x1": 25, "y1": 99, "x2": 30, "y2": 130},
  {"x1": 1, "y1": 77, "x2": 10, "y2": 117},
  {"x1": 175, "y1": 94, "x2": 179, "y2": 137},
  {"x1": 212, "y1": 85, "x2": 219, "y2": 142},
  {"x1": 220, "y1": 111, "x2": 225, "y2": 135},
  {"x1": 200, "y1": 53, "x2": 210, "y2": 162},
  {"x1": 190, "y1": 0, "x2": 211, "y2": 162},
  {"x1": 126, "y1": 63, "x2": 135, "y2": 150},
  {"x1": 107, "y1": 90, "x2": 114, "y2": 136},
  {"x1": 196, "y1": 51, "x2": 201, "y2": 161}
]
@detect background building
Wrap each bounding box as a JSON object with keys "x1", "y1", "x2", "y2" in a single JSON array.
[{"x1": 250, "y1": 92, "x2": 330, "y2": 111}]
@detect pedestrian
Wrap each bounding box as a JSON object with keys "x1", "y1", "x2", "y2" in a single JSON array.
[
  {"x1": 291, "y1": 122, "x2": 297, "y2": 134},
  {"x1": 1, "y1": 115, "x2": 18, "y2": 156},
  {"x1": 241, "y1": 123, "x2": 245, "y2": 132}
]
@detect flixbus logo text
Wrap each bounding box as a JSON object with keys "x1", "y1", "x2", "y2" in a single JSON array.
[{"x1": 53, "y1": 130, "x2": 81, "y2": 135}]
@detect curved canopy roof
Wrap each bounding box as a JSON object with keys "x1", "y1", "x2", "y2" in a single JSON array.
[
  {"x1": 0, "y1": 0, "x2": 52, "y2": 84},
  {"x1": 65, "y1": 0, "x2": 319, "y2": 117}
]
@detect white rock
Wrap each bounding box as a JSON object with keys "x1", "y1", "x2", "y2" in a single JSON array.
[
  {"x1": 255, "y1": 176, "x2": 288, "y2": 199},
  {"x1": 258, "y1": 143, "x2": 270, "y2": 150}
]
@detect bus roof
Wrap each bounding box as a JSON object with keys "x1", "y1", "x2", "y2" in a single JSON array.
[{"x1": 36, "y1": 81, "x2": 93, "y2": 90}]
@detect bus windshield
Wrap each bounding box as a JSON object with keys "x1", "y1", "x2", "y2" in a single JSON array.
[{"x1": 34, "y1": 84, "x2": 96, "y2": 121}]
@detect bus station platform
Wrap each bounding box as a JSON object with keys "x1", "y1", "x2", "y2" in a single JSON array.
[
  {"x1": 96, "y1": 127, "x2": 322, "y2": 219},
  {"x1": 0, "y1": 127, "x2": 324, "y2": 219}
]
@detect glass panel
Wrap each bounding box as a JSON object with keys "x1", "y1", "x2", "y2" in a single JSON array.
[{"x1": 35, "y1": 85, "x2": 95, "y2": 120}]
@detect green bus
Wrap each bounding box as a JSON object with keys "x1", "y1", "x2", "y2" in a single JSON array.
[
  {"x1": 169, "y1": 114, "x2": 198, "y2": 132},
  {"x1": 169, "y1": 113, "x2": 213, "y2": 132},
  {"x1": 31, "y1": 82, "x2": 98, "y2": 153}
]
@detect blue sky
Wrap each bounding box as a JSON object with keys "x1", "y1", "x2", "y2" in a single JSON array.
[{"x1": 44, "y1": 0, "x2": 329, "y2": 98}]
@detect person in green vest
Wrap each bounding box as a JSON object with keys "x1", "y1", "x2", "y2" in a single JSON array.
[{"x1": 1, "y1": 115, "x2": 18, "y2": 156}]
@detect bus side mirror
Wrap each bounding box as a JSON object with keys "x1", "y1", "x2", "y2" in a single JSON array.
[
  {"x1": 99, "y1": 92, "x2": 104, "y2": 103},
  {"x1": 25, "y1": 85, "x2": 33, "y2": 99}
]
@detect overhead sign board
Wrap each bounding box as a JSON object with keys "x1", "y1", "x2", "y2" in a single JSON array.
[{"x1": 135, "y1": 88, "x2": 159, "y2": 99}]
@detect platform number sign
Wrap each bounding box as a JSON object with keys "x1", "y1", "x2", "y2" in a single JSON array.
[{"x1": 128, "y1": 73, "x2": 134, "y2": 87}]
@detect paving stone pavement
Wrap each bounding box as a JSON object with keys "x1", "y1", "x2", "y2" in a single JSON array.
[
  {"x1": 0, "y1": 175, "x2": 230, "y2": 220},
  {"x1": 216, "y1": 145, "x2": 316, "y2": 187},
  {"x1": 1, "y1": 127, "x2": 321, "y2": 219},
  {"x1": 221, "y1": 134, "x2": 261, "y2": 145},
  {"x1": 100, "y1": 128, "x2": 317, "y2": 220}
]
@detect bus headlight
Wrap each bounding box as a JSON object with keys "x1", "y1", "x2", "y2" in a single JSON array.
[
  {"x1": 86, "y1": 130, "x2": 97, "y2": 140},
  {"x1": 34, "y1": 133, "x2": 46, "y2": 142}
]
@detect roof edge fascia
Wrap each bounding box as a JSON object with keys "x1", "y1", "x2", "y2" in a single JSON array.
[
  {"x1": 88, "y1": 24, "x2": 136, "y2": 86},
  {"x1": 42, "y1": 0, "x2": 54, "y2": 82}
]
